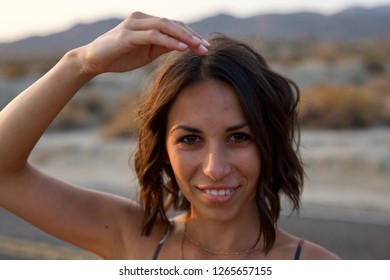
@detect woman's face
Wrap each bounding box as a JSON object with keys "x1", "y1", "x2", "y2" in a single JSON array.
[{"x1": 165, "y1": 79, "x2": 261, "y2": 222}]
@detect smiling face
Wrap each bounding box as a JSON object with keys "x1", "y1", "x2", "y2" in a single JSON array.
[{"x1": 165, "y1": 79, "x2": 261, "y2": 222}]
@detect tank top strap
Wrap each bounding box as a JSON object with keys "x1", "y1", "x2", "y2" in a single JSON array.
[
  {"x1": 294, "y1": 239, "x2": 305, "y2": 260},
  {"x1": 151, "y1": 221, "x2": 174, "y2": 260}
]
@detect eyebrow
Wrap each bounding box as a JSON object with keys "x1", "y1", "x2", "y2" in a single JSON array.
[
  {"x1": 226, "y1": 122, "x2": 248, "y2": 132},
  {"x1": 169, "y1": 122, "x2": 248, "y2": 134}
]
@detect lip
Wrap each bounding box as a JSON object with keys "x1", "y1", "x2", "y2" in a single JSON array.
[{"x1": 196, "y1": 185, "x2": 240, "y2": 203}]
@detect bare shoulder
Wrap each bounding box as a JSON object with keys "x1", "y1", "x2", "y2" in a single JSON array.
[
  {"x1": 274, "y1": 229, "x2": 340, "y2": 260},
  {"x1": 300, "y1": 240, "x2": 341, "y2": 260}
]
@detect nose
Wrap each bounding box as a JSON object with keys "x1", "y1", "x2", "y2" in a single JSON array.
[{"x1": 202, "y1": 143, "x2": 231, "y2": 182}]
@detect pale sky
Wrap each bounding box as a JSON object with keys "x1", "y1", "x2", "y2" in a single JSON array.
[{"x1": 1, "y1": 0, "x2": 390, "y2": 43}]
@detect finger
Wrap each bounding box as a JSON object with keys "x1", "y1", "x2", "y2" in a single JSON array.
[
  {"x1": 173, "y1": 20, "x2": 205, "y2": 43},
  {"x1": 125, "y1": 13, "x2": 209, "y2": 49},
  {"x1": 173, "y1": 20, "x2": 211, "y2": 51},
  {"x1": 148, "y1": 30, "x2": 208, "y2": 56},
  {"x1": 127, "y1": 29, "x2": 188, "y2": 52},
  {"x1": 126, "y1": 11, "x2": 206, "y2": 43},
  {"x1": 127, "y1": 11, "x2": 155, "y2": 20}
]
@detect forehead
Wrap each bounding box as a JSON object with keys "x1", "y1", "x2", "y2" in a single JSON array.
[{"x1": 167, "y1": 79, "x2": 245, "y2": 128}]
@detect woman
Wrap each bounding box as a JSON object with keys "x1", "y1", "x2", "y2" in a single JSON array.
[{"x1": 0, "y1": 12, "x2": 339, "y2": 259}]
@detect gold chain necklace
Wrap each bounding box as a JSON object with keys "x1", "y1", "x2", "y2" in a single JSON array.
[{"x1": 181, "y1": 220, "x2": 262, "y2": 259}]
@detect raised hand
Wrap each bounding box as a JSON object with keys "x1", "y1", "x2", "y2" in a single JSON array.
[{"x1": 78, "y1": 11, "x2": 209, "y2": 75}]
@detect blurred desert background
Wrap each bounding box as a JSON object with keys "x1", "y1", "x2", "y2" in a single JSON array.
[{"x1": 0, "y1": 4, "x2": 389, "y2": 259}]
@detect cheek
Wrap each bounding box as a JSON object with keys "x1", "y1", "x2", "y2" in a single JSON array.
[
  {"x1": 238, "y1": 148, "x2": 261, "y2": 182},
  {"x1": 167, "y1": 151, "x2": 198, "y2": 186}
]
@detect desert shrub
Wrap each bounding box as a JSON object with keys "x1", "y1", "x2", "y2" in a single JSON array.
[
  {"x1": 299, "y1": 84, "x2": 389, "y2": 129},
  {"x1": 363, "y1": 55, "x2": 386, "y2": 75},
  {"x1": 2, "y1": 62, "x2": 29, "y2": 79},
  {"x1": 49, "y1": 90, "x2": 107, "y2": 130},
  {"x1": 99, "y1": 94, "x2": 141, "y2": 138}
]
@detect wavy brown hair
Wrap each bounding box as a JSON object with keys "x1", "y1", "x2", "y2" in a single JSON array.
[{"x1": 134, "y1": 35, "x2": 304, "y2": 253}]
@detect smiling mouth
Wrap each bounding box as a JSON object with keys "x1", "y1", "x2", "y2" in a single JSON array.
[
  {"x1": 197, "y1": 185, "x2": 240, "y2": 197},
  {"x1": 203, "y1": 188, "x2": 234, "y2": 196}
]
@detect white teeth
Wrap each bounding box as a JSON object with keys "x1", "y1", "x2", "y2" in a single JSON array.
[{"x1": 204, "y1": 189, "x2": 233, "y2": 196}]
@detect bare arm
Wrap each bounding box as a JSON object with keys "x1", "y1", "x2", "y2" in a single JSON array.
[{"x1": 0, "y1": 12, "x2": 208, "y2": 259}]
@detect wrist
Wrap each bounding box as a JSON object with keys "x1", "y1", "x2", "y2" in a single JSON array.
[{"x1": 63, "y1": 47, "x2": 98, "y2": 83}]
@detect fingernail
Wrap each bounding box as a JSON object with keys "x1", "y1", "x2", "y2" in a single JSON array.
[
  {"x1": 198, "y1": 44, "x2": 208, "y2": 53},
  {"x1": 202, "y1": 39, "x2": 210, "y2": 47}
]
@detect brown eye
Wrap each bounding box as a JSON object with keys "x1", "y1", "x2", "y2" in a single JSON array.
[
  {"x1": 229, "y1": 133, "x2": 250, "y2": 143},
  {"x1": 180, "y1": 135, "x2": 202, "y2": 145}
]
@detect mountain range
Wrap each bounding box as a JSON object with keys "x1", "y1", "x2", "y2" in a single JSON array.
[{"x1": 0, "y1": 5, "x2": 390, "y2": 59}]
